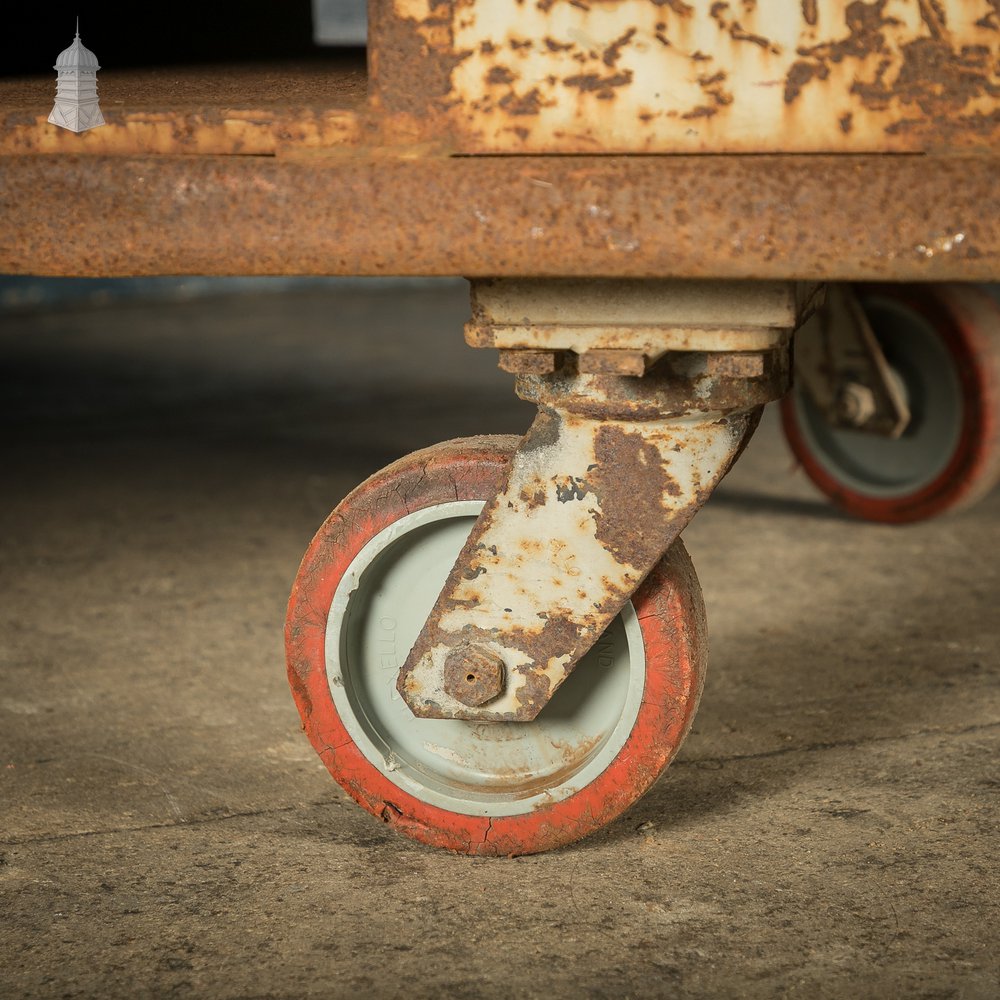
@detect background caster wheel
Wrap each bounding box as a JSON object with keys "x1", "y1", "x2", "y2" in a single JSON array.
[
  {"x1": 781, "y1": 284, "x2": 1000, "y2": 524},
  {"x1": 285, "y1": 436, "x2": 707, "y2": 856}
]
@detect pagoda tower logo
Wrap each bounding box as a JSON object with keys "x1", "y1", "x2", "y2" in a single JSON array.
[{"x1": 49, "y1": 19, "x2": 105, "y2": 133}]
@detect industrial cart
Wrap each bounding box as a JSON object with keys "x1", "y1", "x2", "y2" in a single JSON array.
[{"x1": 3, "y1": 0, "x2": 1000, "y2": 855}]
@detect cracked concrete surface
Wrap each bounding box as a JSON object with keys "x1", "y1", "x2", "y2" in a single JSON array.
[{"x1": 1, "y1": 283, "x2": 998, "y2": 998}]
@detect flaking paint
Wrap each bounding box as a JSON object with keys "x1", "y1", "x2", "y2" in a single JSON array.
[{"x1": 383, "y1": 0, "x2": 1000, "y2": 152}]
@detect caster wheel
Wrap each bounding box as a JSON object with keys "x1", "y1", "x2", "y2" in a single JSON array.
[
  {"x1": 781, "y1": 284, "x2": 1000, "y2": 523},
  {"x1": 285, "y1": 436, "x2": 707, "y2": 856}
]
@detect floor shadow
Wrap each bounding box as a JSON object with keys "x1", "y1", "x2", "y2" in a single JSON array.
[
  {"x1": 706, "y1": 487, "x2": 851, "y2": 523},
  {"x1": 578, "y1": 561, "x2": 994, "y2": 853}
]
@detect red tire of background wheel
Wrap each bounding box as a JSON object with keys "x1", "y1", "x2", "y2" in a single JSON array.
[
  {"x1": 780, "y1": 284, "x2": 1000, "y2": 524},
  {"x1": 285, "y1": 436, "x2": 707, "y2": 856}
]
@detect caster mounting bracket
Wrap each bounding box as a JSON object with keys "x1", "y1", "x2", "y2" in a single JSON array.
[{"x1": 397, "y1": 279, "x2": 815, "y2": 722}]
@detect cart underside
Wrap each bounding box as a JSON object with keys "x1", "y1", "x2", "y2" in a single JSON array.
[{"x1": 5, "y1": 0, "x2": 1000, "y2": 855}]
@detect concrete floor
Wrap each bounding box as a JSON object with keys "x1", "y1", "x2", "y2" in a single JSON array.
[{"x1": 1, "y1": 284, "x2": 998, "y2": 999}]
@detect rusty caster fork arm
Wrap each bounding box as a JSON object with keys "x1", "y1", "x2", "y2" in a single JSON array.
[
  {"x1": 397, "y1": 373, "x2": 768, "y2": 722},
  {"x1": 397, "y1": 365, "x2": 786, "y2": 723}
]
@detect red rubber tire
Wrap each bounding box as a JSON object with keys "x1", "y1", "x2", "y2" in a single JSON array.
[
  {"x1": 285, "y1": 435, "x2": 707, "y2": 856},
  {"x1": 781, "y1": 283, "x2": 1000, "y2": 524}
]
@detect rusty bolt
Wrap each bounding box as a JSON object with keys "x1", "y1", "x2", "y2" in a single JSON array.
[
  {"x1": 443, "y1": 644, "x2": 506, "y2": 707},
  {"x1": 704, "y1": 352, "x2": 767, "y2": 378},
  {"x1": 836, "y1": 381, "x2": 877, "y2": 427},
  {"x1": 577, "y1": 349, "x2": 648, "y2": 376},
  {"x1": 498, "y1": 349, "x2": 562, "y2": 375}
]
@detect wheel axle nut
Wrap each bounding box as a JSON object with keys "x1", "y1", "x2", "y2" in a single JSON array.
[
  {"x1": 443, "y1": 644, "x2": 506, "y2": 707},
  {"x1": 836, "y1": 381, "x2": 877, "y2": 427}
]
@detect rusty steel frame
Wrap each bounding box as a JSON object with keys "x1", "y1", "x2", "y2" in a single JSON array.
[
  {"x1": 3, "y1": 153, "x2": 1000, "y2": 281},
  {"x1": 3, "y1": 3, "x2": 1000, "y2": 281}
]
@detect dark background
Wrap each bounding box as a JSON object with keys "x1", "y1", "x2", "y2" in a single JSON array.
[{"x1": 2, "y1": 2, "x2": 322, "y2": 75}]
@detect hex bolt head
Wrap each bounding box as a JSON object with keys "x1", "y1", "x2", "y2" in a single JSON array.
[{"x1": 443, "y1": 644, "x2": 506, "y2": 708}]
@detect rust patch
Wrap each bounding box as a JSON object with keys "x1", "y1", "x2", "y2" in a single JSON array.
[
  {"x1": 545, "y1": 37, "x2": 574, "y2": 52},
  {"x1": 505, "y1": 611, "x2": 596, "y2": 717},
  {"x1": 514, "y1": 663, "x2": 552, "y2": 715},
  {"x1": 589, "y1": 425, "x2": 675, "y2": 569},
  {"x1": 839, "y1": 112, "x2": 854, "y2": 133},
  {"x1": 499, "y1": 88, "x2": 545, "y2": 115},
  {"x1": 917, "y1": 0, "x2": 948, "y2": 40},
  {"x1": 786, "y1": 0, "x2": 901, "y2": 105},
  {"x1": 368, "y1": 1, "x2": 471, "y2": 117},
  {"x1": 562, "y1": 70, "x2": 634, "y2": 99},
  {"x1": 730, "y1": 21, "x2": 779, "y2": 53},
  {"x1": 845, "y1": 36, "x2": 1000, "y2": 117},
  {"x1": 486, "y1": 65, "x2": 516, "y2": 85},
  {"x1": 891, "y1": 37, "x2": 1000, "y2": 116},
  {"x1": 697, "y1": 69, "x2": 734, "y2": 108},
  {"x1": 884, "y1": 106, "x2": 1000, "y2": 139},
  {"x1": 710, "y1": 1, "x2": 730, "y2": 23},
  {"x1": 682, "y1": 105, "x2": 717, "y2": 119},
  {"x1": 519, "y1": 484, "x2": 548, "y2": 507},
  {"x1": 602, "y1": 27, "x2": 637, "y2": 68},
  {"x1": 802, "y1": 0, "x2": 818, "y2": 27},
  {"x1": 708, "y1": 1, "x2": 781, "y2": 53},
  {"x1": 784, "y1": 59, "x2": 827, "y2": 103},
  {"x1": 977, "y1": 1, "x2": 1000, "y2": 31},
  {"x1": 519, "y1": 357, "x2": 793, "y2": 422}
]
